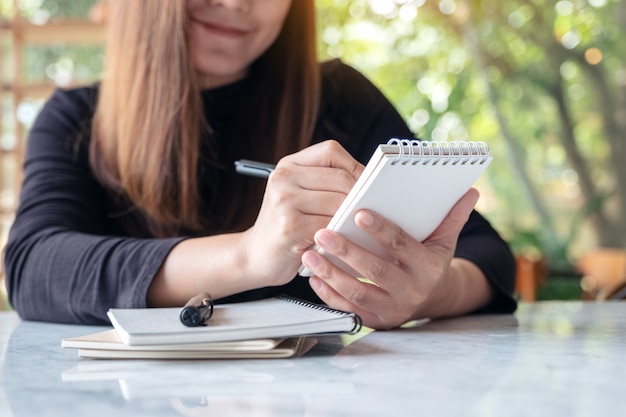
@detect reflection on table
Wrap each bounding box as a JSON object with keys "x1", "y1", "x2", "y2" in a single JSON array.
[{"x1": 1, "y1": 301, "x2": 625, "y2": 417}]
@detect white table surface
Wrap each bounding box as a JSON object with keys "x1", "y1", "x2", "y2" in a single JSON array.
[{"x1": 1, "y1": 301, "x2": 624, "y2": 417}]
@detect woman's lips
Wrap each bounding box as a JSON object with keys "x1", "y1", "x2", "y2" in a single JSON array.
[{"x1": 195, "y1": 19, "x2": 249, "y2": 38}]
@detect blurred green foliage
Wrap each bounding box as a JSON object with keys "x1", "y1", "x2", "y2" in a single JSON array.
[
  {"x1": 317, "y1": 0, "x2": 626, "y2": 274},
  {"x1": 6, "y1": 0, "x2": 94, "y2": 18},
  {"x1": 536, "y1": 277, "x2": 581, "y2": 300}
]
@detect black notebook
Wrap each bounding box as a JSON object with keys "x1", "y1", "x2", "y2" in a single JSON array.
[{"x1": 106, "y1": 295, "x2": 362, "y2": 346}]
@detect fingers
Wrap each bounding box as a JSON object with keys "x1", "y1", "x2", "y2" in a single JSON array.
[
  {"x1": 280, "y1": 140, "x2": 364, "y2": 184},
  {"x1": 305, "y1": 225, "x2": 411, "y2": 297},
  {"x1": 441, "y1": 187, "x2": 479, "y2": 227},
  {"x1": 423, "y1": 188, "x2": 479, "y2": 252},
  {"x1": 302, "y1": 188, "x2": 482, "y2": 329},
  {"x1": 265, "y1": 139, "x2": 365, "y2": 217},
  {"x1": 309, "y1": 274, "x2": 395, "y2": 329},
  {"x1": 303, "y1": 188, "x2": 479, "y2": 287},
  {"x1": 305, "y1": 246, "x2": 412, "y2": 329},
  {"x1": 268, "y1": 165, "x2": 355, "y2": 204},
  {"x1": 303, "y1": 249, "x2": 395, "y2": 329},
  {"x1": 304, "y1": 188, "x2": 479, "y2": 276}
]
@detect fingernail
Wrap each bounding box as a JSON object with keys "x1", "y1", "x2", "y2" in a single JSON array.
[
  {"x1": 316, "y1": 230, "x2": 335, "y2": 247},
  {"x1": 309, "y1": 277, "x2": 322, "y2": 290},
  {"x1": 358, "y1": 211, "x2": 374, "y2": 227},
  {"x1": 302, "y1": 251, "x2": 319, "y2": 269}
]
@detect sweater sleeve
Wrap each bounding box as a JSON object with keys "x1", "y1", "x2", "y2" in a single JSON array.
[
  {"x1": 4, "y1": 88, "x2": 185, "y2": 324},
  {"x1": 318, "y1": 60, "x2": 517, "y2": 314}
]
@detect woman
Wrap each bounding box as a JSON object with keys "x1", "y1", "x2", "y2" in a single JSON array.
[{"x1": 4, "y1": 0, "x2": 516, "y2": 328}]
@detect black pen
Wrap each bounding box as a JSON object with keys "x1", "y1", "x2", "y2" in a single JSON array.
[
  {"x1": 179, "y1": 292, "x2": 214, "y2": 327},
  {"x1": 234, "y1": 159, "x2": 276, "y2": 178}
]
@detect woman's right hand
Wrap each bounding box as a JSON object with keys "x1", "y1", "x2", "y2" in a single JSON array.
[
  {"x1": 149, "y1": 140, "x2": 363, "y2": 307},
  {"x1": 240, "y1": 140, "x2": 363, "y2": 287}
]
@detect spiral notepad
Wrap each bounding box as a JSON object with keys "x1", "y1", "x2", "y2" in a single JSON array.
[
  {"x1": 107, "y1": 295, "x2": 361, "y2": 345},
  {"x1": 299, "y1": 139, "x2": 492, "y2": 277}
]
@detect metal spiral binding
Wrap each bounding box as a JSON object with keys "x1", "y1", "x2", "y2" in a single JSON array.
[
  {"x1": 387, "y1": 139, "x2": 490, "y2": 166},
  {"x1": 276, "y1": 294, "x2": 363, "y2": 334}
]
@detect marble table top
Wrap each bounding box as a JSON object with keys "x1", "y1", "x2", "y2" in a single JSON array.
[{"x1": 1, "y1": 301, "x2": 625, "y2": 417}]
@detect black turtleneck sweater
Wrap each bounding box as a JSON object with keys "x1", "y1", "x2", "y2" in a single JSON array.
[{"x1": 4, "y1": 60, "x2": 516, "y2": 324}]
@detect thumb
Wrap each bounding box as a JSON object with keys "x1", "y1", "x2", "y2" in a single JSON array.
[{"x1": 425, "y1": 188, "x2": 479, "y2": 252}]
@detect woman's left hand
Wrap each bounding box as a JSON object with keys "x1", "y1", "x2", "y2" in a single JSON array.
[{"x1": 302, "y1": 188, "x2": 490, "y2": 329}]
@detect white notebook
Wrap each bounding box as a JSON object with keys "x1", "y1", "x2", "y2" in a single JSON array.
[
  {"x1": 298, "y1": 139, "x2": 492, "y2": 277},
  {"x1": 106, "y1": 295, "x2": 361, "y2": 346}
]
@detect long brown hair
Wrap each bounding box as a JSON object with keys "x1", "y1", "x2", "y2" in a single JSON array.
[{"x1": 90, "y1": 0, "x2": 319, "y2": 237}]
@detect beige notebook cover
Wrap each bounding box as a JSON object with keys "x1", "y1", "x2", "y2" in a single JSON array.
[
  {"x1": 62, "y1": 330, "x2": 315, "y2": 359},
  {"x1": 298, "y1": 140, "x2": 492, "y2": 277}
]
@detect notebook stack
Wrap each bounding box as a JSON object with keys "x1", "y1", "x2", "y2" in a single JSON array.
[{"x1": 62, "y1": 295, "x2": 361, "y2": 359}]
